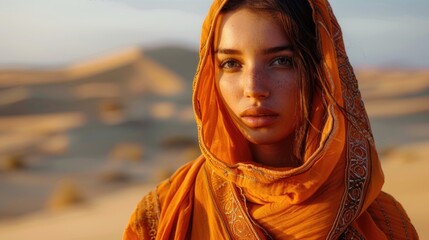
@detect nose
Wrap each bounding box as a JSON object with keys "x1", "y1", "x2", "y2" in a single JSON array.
[{"x1": 243, "y1": 68, "x2": 270, "y2": 99}]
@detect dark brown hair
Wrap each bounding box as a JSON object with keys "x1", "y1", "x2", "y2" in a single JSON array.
[{"x1": 220, "y1": 0, "x2": 324, "y2": 164}]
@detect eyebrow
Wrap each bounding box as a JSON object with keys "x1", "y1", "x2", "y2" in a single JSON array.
[
  {"x1": 215, "y1": 48, "x2": 241, "y2": 55},
  {"x1": 215, "y1": 45, "x2": 293, "y2": 55},
  {"x1": 263, "y1": 45, "x2": 293, "y2": 54}
]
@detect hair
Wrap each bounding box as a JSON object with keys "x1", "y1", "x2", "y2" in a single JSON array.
[{"x1": 220, "y1": 0, "x2": 325, "y2": 164}]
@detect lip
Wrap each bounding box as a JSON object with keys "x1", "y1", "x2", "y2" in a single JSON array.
[{"x1": 240, "y1": 107, "x2": 279, "y2": 128}]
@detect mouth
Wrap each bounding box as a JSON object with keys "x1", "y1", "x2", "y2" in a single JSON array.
[{"x1": 240, "y1": 107, "x2": 278, "y2": 128}]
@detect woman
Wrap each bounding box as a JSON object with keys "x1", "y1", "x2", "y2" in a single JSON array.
[{"x1": 124, "y1": 0, "x2": 418, "y2": 239}]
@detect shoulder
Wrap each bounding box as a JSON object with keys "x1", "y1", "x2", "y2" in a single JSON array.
[
  {"x1": 368, "y1": 191, "x2": 419, "y2": 240},
  {"x1": 123, "y1": 156, "x2": 206, "y2": 240}
]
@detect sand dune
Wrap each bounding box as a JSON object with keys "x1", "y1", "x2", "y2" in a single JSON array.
[
  {"x1": 0, "y1": 112, "x2": 86, "y2": 134},
  {"x1": 131, "y1": 58, "x2": 185, "y2": 96},
  {"x1": 365, "y1": 95, "x2": 429, "y2": 117},
  {"x1": 0, "y1": 141, "x2": 426, "y2": 239},
  {"x1": 0, "y1": 184, "x2": 154, "y2": 240},
  {"x1": 357, "y1": 69, "x2": 429, "y2": 99},
  {"x1": 0, "y1": 48, "x2": 142, "y2": 86},
  {"x1": 0, "y1": 87, "x2": 30, "y2": 106},
  {"x1": 0, "y1": 50, "x2": 427, "y2": 239},
  {"x1": 66, "y1": 47, "x2": 143, "y2": 80},
  {"x1": 0, "y1": 47, "x2": 184, "y2": 99},
  {"x1": 0, "y1": 70, "x2": 65, "y2": 87},
  {"x1": 355, "y1": 68, "x2": 429, "y2": 118},
  {"x1": 73, "y1": 82, "x2": 121, "y2": 99},
  {"x1": 0, "y1": 113, "x2": 85, "y2": 157},
  {"x1": 0, "y1": 133, "x2": 44, "y2": 155}
]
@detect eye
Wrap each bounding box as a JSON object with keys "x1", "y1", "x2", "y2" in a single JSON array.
[
  {"x1": 271, "y1": 56, "x2": 294, "y2": 68},
  {"x1": 219, "y1": 59, "x2": 242, "y2": 71}
]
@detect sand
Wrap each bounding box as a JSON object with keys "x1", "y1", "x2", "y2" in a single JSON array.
[
  {"x1": 0, "y1": 54, "x2": 426, "y2": 239},
  {"x1": 0, "y1": 142, "x2": 427, "y2": 239},
  {"x1": 0, "y1": 184, "x2": 154, "y2": 240},
  {"x1": 381, "y1": 142, "x2": 429, "y2": 239}
]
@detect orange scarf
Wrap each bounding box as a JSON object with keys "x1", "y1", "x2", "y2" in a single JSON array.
[{"x1": 124, "y1": 0, "x2": 418, "y2": 239}]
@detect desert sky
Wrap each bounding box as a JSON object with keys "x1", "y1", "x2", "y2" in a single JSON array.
[{"x1": 1, "y1": 0, "x2": 429, "y2": 68}]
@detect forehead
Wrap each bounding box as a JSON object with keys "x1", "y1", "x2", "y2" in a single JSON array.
[{"x1": 214, "y1": 8, "x2": 289, "y2": 50}]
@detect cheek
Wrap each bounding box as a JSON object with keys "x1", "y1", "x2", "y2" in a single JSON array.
[
  {"x1": 218, "y1": 78, "x2": 241, "y2": 111},
  {"x1": 273, "y1": 71, "x2": 298, "y2": 88},
  {"x1": 276, "y1": 77, "x2": 301, "y2": 117},
  {"x1": 274, "y1": 74, "x2": 299, "y2": 99},
  {"x1": 289, "y1": 85, "x2": 301, "y2": 114}
]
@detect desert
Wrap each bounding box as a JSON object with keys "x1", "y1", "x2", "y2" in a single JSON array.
[{"x1": 0, "y1": 47, "x2": 428, "y2": 239}]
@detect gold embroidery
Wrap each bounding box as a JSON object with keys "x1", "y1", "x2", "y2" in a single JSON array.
[
  {"x1": 205, "y1": 166, "x2": 264, "y2": 240},
  {"x1": 136, "y1": 190, "x2": 160, "y2": 240},
  {"x1": 340, "y1": 226, "x2": 365, "y2": 240},
  {"x1": 322, "y1": 2, "x2": 372, "y2": 239}
]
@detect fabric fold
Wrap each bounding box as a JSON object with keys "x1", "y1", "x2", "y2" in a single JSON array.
[{"x1": 123, "y1": 0, "x2": 418, "y2": 239}]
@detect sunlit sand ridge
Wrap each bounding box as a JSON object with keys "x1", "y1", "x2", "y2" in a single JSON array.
[{"x1": 0, "y1": 53, "x2": 427, "y2": 239}]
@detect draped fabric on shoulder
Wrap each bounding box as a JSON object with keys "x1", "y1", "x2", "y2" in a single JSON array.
[{"x1": 123, "y1": 0, "x2": 418, "y2": 239}]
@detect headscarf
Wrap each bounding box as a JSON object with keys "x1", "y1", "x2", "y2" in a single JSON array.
[{"x1": 123, "y1": 0, "x2": 418, "y2": 239}]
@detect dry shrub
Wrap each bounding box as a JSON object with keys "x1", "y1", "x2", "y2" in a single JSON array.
[
  {"x1": 98, "y1": 100, "x2": 124, "y2": 124},
  {"x1": 99, "y1": 170, "x2": 130, "y2": 183},
  {"x1": 99, "y1": 100, "x2": 123, "y2": 113},
  {"x1": 0, "y1": 154, "x2": 26, "y2": 171},
  {"x1": 160, "y1": 135, "x2": 196, "y2": 149},
  {"x1": 47, "y1": 180, "x2": 85, "y2": 210},
  {"x1": 109, "y1": 142, "x2": 143, "y2": 162}
]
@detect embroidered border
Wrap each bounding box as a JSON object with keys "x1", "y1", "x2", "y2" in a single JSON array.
[
  {"x1": 205, "y1": 167, "x2": 264, "y2": 240},
  {"x1": 339, "y1": 226, "x2": 365, "y2": 240},
  {"x1": 135, "y1": 190, "x2": 160, "y2": 240},
  {"x1": 324, "y1": 2, "x2": 372, "y2": 239}
]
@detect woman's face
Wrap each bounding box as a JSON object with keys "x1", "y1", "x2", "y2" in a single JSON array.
[{"x1": 215, "y1": 8, "x2": 301, "y2": 146}]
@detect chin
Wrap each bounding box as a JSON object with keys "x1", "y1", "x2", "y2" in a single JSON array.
[
  {"x1": 243, "y1": 132, "x2": 290, "y2": 146},
  {"x1": 236, "y1": 123, "x2": 296, "y2": 146}
]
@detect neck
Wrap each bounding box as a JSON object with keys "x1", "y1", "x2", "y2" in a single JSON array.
[{"x1": 249, "y1": 137, "x2": 300, "y2": 168}]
